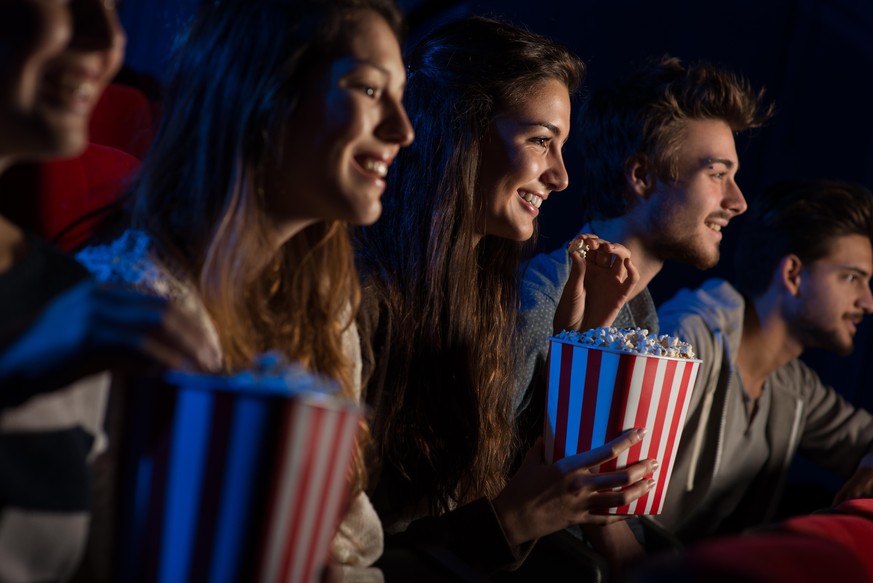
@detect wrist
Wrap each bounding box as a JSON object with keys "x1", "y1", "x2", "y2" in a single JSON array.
[{"x1": 491, "y1": 493, "x2": 527, "y2": 547}]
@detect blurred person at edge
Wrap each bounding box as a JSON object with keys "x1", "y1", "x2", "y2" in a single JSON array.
[
  {"x1": 0, "y1": 1, "x2": 219, "y2": 581},
  {"x1": 75, "y1": 0, "x2": 414, "y2": 580}
]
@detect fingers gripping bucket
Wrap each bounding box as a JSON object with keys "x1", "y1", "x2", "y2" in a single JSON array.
[
  {"x1": 544, "y1": 337, "x2": 700, "y2": 515},
  {"x1": 116, "y1": 363, "x2": 362, "y2": 583}
]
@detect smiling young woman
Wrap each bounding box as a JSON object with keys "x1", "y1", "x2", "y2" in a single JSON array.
[
  {"x1": 355, "y1": 16, "x2": 654, "y2": 577},
  {"x1": 74, "y1": 0, "x2": 413, "y2": 578},
  {"x1": 476, "y1": 77, "x2": 571, "y2": 243}
]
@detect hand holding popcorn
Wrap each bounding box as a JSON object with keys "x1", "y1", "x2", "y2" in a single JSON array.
[
  {"x1": 492, "y1": 429, "x2": 657, "y2": 546},
  {"x1": 553, "y1": 234, "x2": 639, "y2": 334}
]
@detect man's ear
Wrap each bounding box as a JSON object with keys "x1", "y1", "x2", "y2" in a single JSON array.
[
  {"x1": 624, "y1": 153, "x2": 656, "y2": 199},
  {"x1": 778, "y1": 254, "x2": 804, "y2": 296}
]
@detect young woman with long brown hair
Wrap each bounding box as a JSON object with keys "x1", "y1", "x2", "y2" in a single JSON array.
[
  {"x1": 76, "y1": 0, "x2": 414, "y2": 578},
  {"x1": 356, "y1": 16, "x2": 656, "y2": 576}
]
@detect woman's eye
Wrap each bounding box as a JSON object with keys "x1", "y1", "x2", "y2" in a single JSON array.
[{"x1": 530, "y1": 137, "x2": 549, "y2": 147}]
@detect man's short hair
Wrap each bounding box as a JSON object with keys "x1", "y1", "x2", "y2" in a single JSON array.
[
  {"x1": 578, "y1": 55, "x2": 773, "y2": 222},
  {"x1": 734, "y1": 180, "x2": 873, "y2": 298}
]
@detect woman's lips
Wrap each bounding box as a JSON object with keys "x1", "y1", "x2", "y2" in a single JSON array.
[
  {"x1": 40, "y1": 70, "x2": 100, "y2": 115},
  {"x1": 518, "y1": 190, "x2": 545, "y2": 217},
  {"x1": 361, "y1": 158, "x2": 388, "y2": 178},
  {"x1": 354, "y1": 155, "x2": 392, "y2": 188}
]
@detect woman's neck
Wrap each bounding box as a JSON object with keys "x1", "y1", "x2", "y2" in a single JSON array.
[
  {"x1": 271, "y1": 217, "x2": 318, "y2": 250},
  {"x1": 470, "y1": 230, "x2": 483, "y2": 250}
]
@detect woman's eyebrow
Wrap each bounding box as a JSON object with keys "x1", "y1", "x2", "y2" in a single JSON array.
[{"x1": 522, "y1": 121, "x2": 562, "y2": 136}]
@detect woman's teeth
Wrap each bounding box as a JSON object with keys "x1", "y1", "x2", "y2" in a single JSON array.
[
  {"x1": 363, "y1": 159, "x2": 388, "y2": 178},
  {"x1": 521, "y1": 191, "x2": 542, "y2": 209},
  {"x1": 59, "y1": 75, "x2": 96, "y2": 100}
]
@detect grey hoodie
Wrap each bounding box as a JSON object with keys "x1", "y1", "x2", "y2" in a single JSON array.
[{"x1": 653, "y1": 279, "x2": 873, "y2": 540}]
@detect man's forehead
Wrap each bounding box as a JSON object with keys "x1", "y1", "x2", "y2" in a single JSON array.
[
  {"x1": 815, "y1": 234, "x2": 873, "y2": 270},
  {"x1": 677, "y1": 119, "x2": 738, "y2": 162}
]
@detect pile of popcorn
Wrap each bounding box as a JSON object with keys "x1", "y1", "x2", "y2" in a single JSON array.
[
  {"x1": 166, "y1": 351, "x2": 339, "y2": 396},
  {"x1": 555, "y1": 327, "x2": 696, "y2": 359}
]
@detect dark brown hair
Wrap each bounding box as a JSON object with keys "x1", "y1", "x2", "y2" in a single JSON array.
[
  {"x1": 356, "y1": 16, "x2": 584, "y2": 514},
  {"x1": 735, "y1": 180, "x2": 873, "y2": 298}
]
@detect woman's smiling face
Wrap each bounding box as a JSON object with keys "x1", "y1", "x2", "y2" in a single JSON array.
[
  {"x1": 0, "y1": 0, "x2": 125, "y2": 167},
  {"x1": 268, "y1": 9, "x2": 414, "y2": 241},
  {"x1": 476, "y1": 77, "x2": 571, "y2": 242}
]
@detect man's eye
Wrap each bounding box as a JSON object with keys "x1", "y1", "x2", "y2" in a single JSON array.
[{"x1": 357, "y1": 85, "x2": 377, "y2": 98}]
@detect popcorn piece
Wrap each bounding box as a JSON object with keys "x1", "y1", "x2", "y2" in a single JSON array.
[{"x1": 555, "y1": 327, "x2": 696, "y2": 359}]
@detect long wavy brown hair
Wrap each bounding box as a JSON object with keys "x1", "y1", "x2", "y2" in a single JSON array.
[
  {"x1": 129, "y1": 0, "x2": 404, "y2": 496},
  {"x1": 356, "y1": 16, "x2": 584, "y2": 514}
]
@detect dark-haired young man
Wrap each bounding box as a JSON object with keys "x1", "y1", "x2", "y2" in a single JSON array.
[{"x1": 655, "y1": 180, "x2": 873, "y2": 541}]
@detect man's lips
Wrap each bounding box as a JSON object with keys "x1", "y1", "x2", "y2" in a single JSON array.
[
  {"x1": 846, "y1": 314, "x2": 864, "y2": 334},
  {"x1": 704, "y1": 219, "x2": 728, "y2": 233}
]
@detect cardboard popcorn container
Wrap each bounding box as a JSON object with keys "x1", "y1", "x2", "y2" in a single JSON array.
[
  {"x1": 115, "y1": 358, "x2": 362, "y2": 583},
  {"x1": 544, "y1": 335, "x2": 701, "y2": 515}
]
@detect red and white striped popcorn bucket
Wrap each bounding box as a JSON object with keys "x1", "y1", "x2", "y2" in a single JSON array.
[
  {"x1": 258, "y1": 391, "x2": 361, "y2": 583},
  {"x1": 544, "y1": 337, "x2": 701, "y2": 515},
  {"x1": 115, "y1": 361, "x2": 362, "y2": 583}
]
